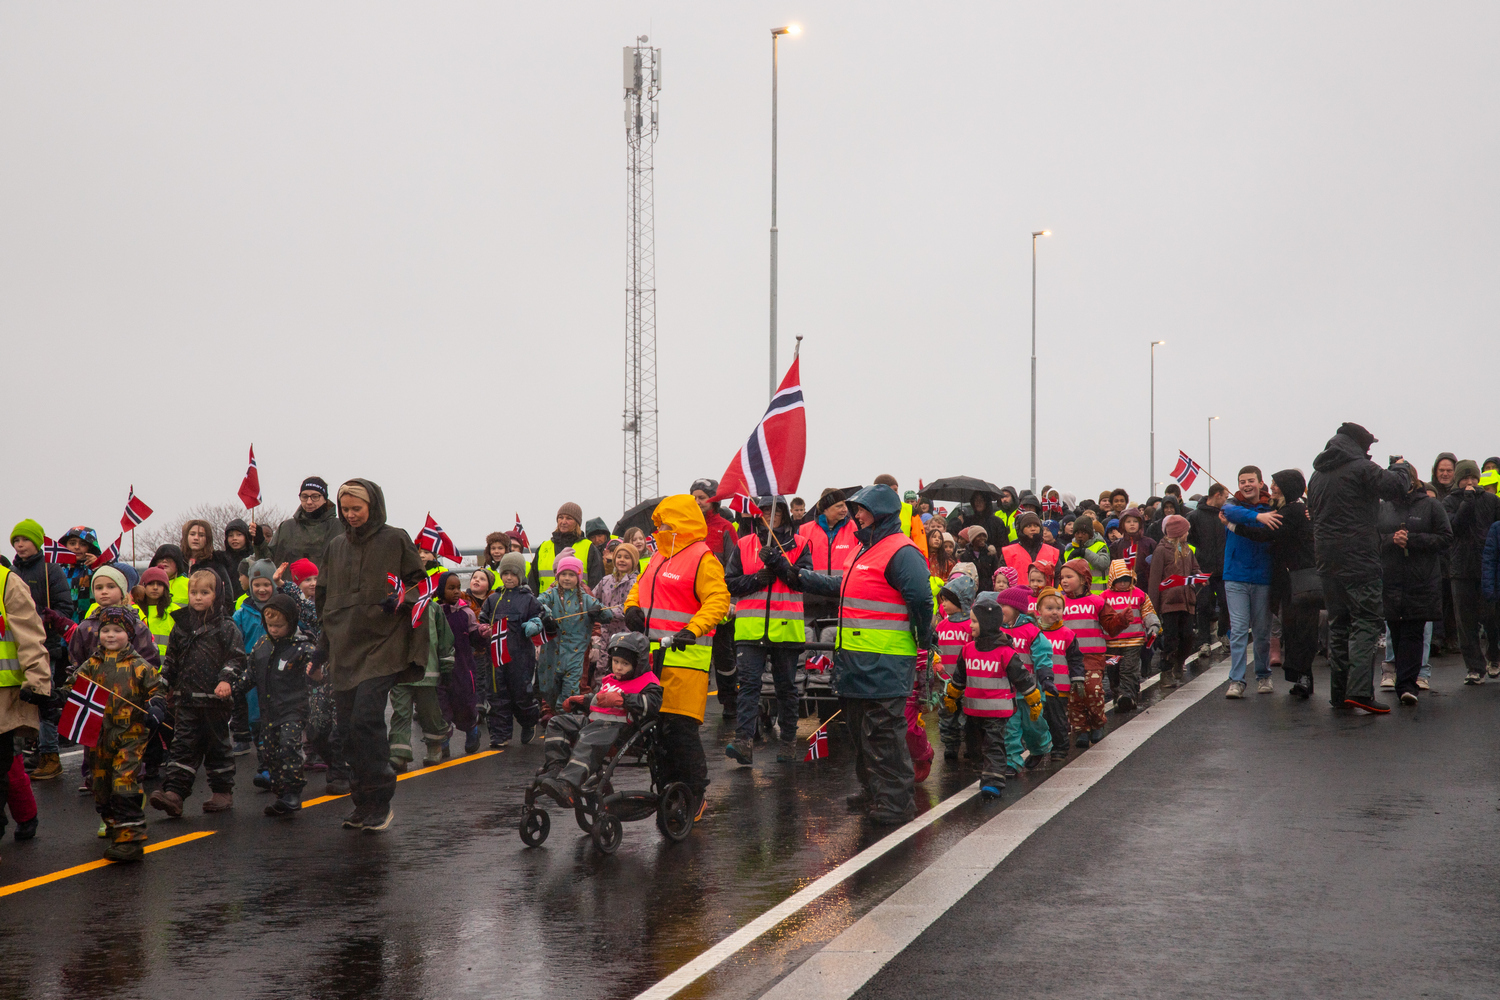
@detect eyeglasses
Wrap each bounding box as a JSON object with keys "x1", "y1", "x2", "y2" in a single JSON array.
[{"x1": 299, "y1": 493, "x2": 324, "y2": 501}]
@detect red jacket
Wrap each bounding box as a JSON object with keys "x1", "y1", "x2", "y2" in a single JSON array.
[{"x1": 703, "y1": 512, "x2": 737, "y2": 565}]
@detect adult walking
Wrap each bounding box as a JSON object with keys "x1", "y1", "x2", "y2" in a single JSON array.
[
  {"x1": 1261, "y1": 470, "x2": 1320, "y2": 698},
  {"x1": 1187, "y1": 482, "x2": 1230, "y2": 657},
  {"x1": 9, "y1": 520, "x2": 74, "y2": 781},
  {"x1": 1307, "y1": 422, "x2": 1410, "y2": 713},
  {"x1": 1220, "y1": 468, "x2": 1281, "y2": 699},
  {"x1": 797, "y1": 489, "x2": 859, "y2": 649},
  {"x1": 689, "y1": 479, "x2": 740, "y2": 720},
  {"x1": 1442, "y1": 460, "x2": 1500, "y2": 683},
  {"x1": 771, "y1": 484, "x2": 934, "y2": 825},
  {"x1": 0, "y1": 558, "x2": 51, "y2": 862},
  {"x1": 623, "y1": 495, "x2": 731, "y2": 820},
  {"x1": 313, "y1": 479, "x2": 430, "y2": 832},
  {"x1": 1378, "y1": 463, "x2": 1452, "y2": 704},
  {"x1": 254, "y1": 476, "x2": 342, "y2": 569}
]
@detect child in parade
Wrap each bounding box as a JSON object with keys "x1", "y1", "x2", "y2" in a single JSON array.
[
  {"x1": 1035, "y1": 588, "x2": 1083, "y2": 761},
  {"x1": 247, "y1": 594, "x2": 315, "y2": 816},
  {"x1": 996, "y1": 587, "x2": 1055, "y2": 772},
  {"x1": 1059, "y1": 559, "x2": 1127, "y2": 748},
  {"x1": 1102, "y1": 560, "x2": 1160, "y2": 713},
  {"x1": 537, "y1": 555, "x2": 614, "y2": 711},
  {"x1": 478, "y1": 551, "x2": 544, "y2": 747}
]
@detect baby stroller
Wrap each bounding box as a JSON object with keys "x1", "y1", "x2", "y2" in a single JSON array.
[{"x1": 519, "y1": 634, "x2": 696, "y2": 855}]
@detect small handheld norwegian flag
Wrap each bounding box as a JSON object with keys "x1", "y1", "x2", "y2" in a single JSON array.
[
  {"x1": 42, "y1": 536, "x2": 78, "y2": 565},
  {"x1": 60, "y1": 675, "x2": 112, "y2": 748},
  {"x1": 1192, "y1": 572, "x2": 1212, "y2": 586},
  {"x1": 805, "y1": 653, "x2": 832, "y2": 673},
  {"x1": 804, "y1": 725, "x2": 829, "y2": 762},
  {"x1": 725, "y1": 494, "x2": 763, "y2": 518},
  {"x1": 120, "y1": 489, "x2": 153, "y2": 532},
  {"x1": 409, "y1": 572, "x2": 442, "y2": 628},
  {"x1": 95, "y1": 533, "x2": 124, "y2": 567},
  {"x1": 490, "y1": 618, "x2": 511, "y2": 668},
  {"x1": 417, "y1": 513, "x2": 461, "y2": 563},
  {"x1": 238, "y1": 445, "x2": 262, "y2": 509},
  {"x1": 1169, "y1": 450, "x2": 1205, "y2": 491},
  {"x1": 512, "y1": 513, "x2": 529, "y2": 550},
  {"x1": 386, "y1": 573, "x2": 405, "y2": 603}
]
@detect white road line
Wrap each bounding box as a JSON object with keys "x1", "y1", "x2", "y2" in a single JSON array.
[
  {"x1": 759, "y1": 658, "x2": 1232, "y2": 1000},
  {"x1": 633, "y1": 642, "x2": 1227, "y2": 1000}
]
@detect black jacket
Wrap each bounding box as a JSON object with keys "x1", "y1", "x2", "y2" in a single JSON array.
[
  {"x1": 479, "y1": 586, "x2": 546, "y2": 678},
  {"x1": 1186, "y1": 503, "x2": 1226, "y2": 575},
  {"x1": 1378, "y1": 486, "x2": 1452, "y2": 621},
  {"x1": 1307, "y1": 433, "x2": 1409, "y2": 582},
  {"x1": 10, "y1": 552, "x2": 75, "y2": 659},
  {"x1": 1442, "y1": 487, "x2": 1500, "y2": 581},
  {"x1": 249, "y1": 633, "x2": 316, "y2": 724},
  {"x1": 162, "y1": 607, "x2": 249, "y2": 697}
]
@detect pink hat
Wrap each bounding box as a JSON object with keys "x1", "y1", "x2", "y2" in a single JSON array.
[
  {"x1": 554, "y1": 554, "x2": 584, "y2": 578},
  {"x1": 141, "y1": 567, "x2": 170, "y2": 587},
  {"x1": 1163, "y1": 514, "x2": 1191, "y2": 539},
  {"x1": 996, "y1": 566, "x2": 1020, "y2": 589},
  {"x1": 996, "y1": 586, "x2": 1033, "y2": 612}
]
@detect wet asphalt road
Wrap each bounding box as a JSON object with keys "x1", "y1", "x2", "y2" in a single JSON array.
[
  {"x1": 0, "y1": 650, "x2": 1205, "y2": 1000},
  {"x1": 851, "y1": 652, "x2": 1500, "y2": 1000}
]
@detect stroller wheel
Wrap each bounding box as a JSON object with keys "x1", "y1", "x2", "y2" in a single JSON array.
[
  {"x1": 574, "y1": 801, "x2": 595, "y2": 833},
  {"x1": 656, "y1": 782, "x2": 694, "y2": 843},
  {"x1": 591, "y1": 809, "x2": 623, "y2": 855},
  {"x1": 519, "y1": 808, "x2": 550, "y2": 847}
]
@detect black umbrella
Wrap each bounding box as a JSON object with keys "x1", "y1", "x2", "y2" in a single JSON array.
[
  {"x1": 613, "y1": 497, "x2": 664, "y2": 539},
  {"x1": 918, "y1": 476, "x2": 1005, "y2": 504}
]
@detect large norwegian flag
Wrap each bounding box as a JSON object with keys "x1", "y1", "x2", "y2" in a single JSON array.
[
  {"x1": 60, "y1": 675, "x2": 111, "y2": 748},
  {"x1": 238, "y1": 445, "x2": 262, "y2": 509},
  {"x1": 417, "y1": 513, "x2": 461, "y2": 563},
  {"x1": 1169, "y1": 450, "x2": 1204, "y2": 491},
  {"x1": 120, "y1": 489, "x2": 153, "y2": 532},
  {"x1": 713, "y1": 356, "x2": 805, "y2": 502}
]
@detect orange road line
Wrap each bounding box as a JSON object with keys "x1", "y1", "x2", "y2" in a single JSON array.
[
  {"x1": 0, "y1": 830, "x2": 216, "y2": 898},
  {"x1": 301, "y1": 748, "x2": 502, "y2": 808}
]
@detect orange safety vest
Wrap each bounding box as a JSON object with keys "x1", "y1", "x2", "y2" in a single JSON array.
[
  {"x1": 639, "y1": 540, "x2": 716, "y2": 671},
  {"x1": 837, "y1": 532, "x2": 919, "y2": 656},
  {"x1": 1002, "y1": 541, "x2": 1060, "y2": 588},
  {"x1": 798, "y1": 518, "x2": 859, "y2": 578}
]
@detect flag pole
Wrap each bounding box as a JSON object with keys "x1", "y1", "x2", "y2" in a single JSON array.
[
  {"x1": 809, "y1": 707, "x2": 841, "y2": 737},
  {"x1": 130, "y1": 483, "x2": 135, "y2": 568}
]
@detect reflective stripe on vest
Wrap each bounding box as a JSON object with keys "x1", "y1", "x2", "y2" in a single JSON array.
[
  {"x1": 1001, "y1": 621, "x2": 1043, "y2": 673},
  {"x1": 934, "y1": 618, "x2": 972, "y2": 673},
  {"x1": 144, "y1": 604, "x2": 176, "y2": 656},
  {"x1": 959, "y1": 639, "x2": 1015, "y2": 717},
  {"x1": 837, "y1": 532, "x2": 918, "y2": 656},
  {"x1": 798, "y1": 519, "x2": 859, "y2": 581},
  {"x1": 1044, "y1": 626, "x2": 1077, "y2": 694},
  {"x1": 589, "y1": 670, "x2": 660, "y2": 723},
  {"x1": 536, "y1": 538, "x2": 593, "y2": 594},
  {"x1": 1063, "y1": 594, "x2": 1108, "y2": 654},
  {"x1": 733, "y1": 534, "x2": 808, "y2": 644},
  {"x1": 0, "y1": 565, "x2": 22, "y2": 687},
  {"x1": 1104, "y1": 589, "x2": 1146, "y2": 643},
  {"x1": 640, "y1": 541, "x2": 716, "y2": 671}
]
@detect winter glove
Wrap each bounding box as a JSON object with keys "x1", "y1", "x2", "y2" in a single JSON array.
[
  {"x1": 758, "y1": 544, "x2": 780, "y2": 565},
  {"x1": 41, "y1": 608, "x2": 74, "y2": 637},
  {"x1": 1145, "y1": 624, "x2": 1161, "y2": 640},
  {"x1": 754, "y1": 567, "x2": 774, "y2": 587},
  {"x1": 541, "y1": 611, "x2": 560, "y2": 640},
  {"x1": 379, "y1": 594, "x2": 401, "y2": 616},
  {"x1": 522, "y1": 616, "x2": 544, "y2": 638},
  {"x1": 310, "y1": 645, "x2": 329, "y2": 670},
  {"x1": 623, "y1": 606, "x2": 647, "y2": 634},
  {"x1": 562, "y1": 694, "x2": 591, "y2": 713},
  {"x1": 18, "y1": 686, "x2": 50, "y2": 707},
  {"x1": 942, "y1": 681, "x2": 962, "y2": 715},
  {"x1": 593, "y1": 687, "x2": 623, "y2": 709},
  {"x1": 148, "y1": 699, "x2": 168, "y2": 724},
  {"x1": 668, "y1": 628, "x2": 697, "y2": 650},
  {"x1": 1023, "y1": 687, "x2": 1044, "y2": 721}
]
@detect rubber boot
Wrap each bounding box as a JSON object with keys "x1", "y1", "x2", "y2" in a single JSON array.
[{"x1": 1269, "y1": 634, "x2": 1283, "y2": 668}]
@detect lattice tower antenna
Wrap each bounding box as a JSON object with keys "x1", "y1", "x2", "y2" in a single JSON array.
[{"x1": 623, "y1": 37, "x2": 661, "y2": 508}]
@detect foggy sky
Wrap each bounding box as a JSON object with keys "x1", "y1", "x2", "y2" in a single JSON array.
[{"x1": 5, "y1": 2, "x2": 1496, "y2": 547}]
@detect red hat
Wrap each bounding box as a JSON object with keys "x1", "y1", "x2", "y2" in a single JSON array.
[
  {"x1": 289, "y1": 559, "x2": 318, "y2": 583},
  {"x1": 141, "y1": 567, "x2": 170, "y2": 588}
]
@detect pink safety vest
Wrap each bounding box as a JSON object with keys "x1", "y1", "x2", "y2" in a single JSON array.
[
  {"x1": 1103, "y1": 588, "x2": 1146, "y2": 645},
  {"x1": 999, "y1": 620, "x2": 1044, "y2": 676},
  {"x1": 1042, "y1": 625, "x2": 1078, "y2": 695},
  {"x1": 590, "y1": 670, "x2": 661, "y2": 723},
  {"x1": 959, "y1": 639, "x2": 1016, "y2": 718},
  {"x1": 1062, "y1": 593, "x2": 1109, "y2": 655},
  {"x1": 934, "y1": 617, "x2": 973, "y2": 681}
]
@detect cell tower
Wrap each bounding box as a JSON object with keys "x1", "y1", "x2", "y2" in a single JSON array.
[{"x1": 623, "y1": 37, "x2": 661, "y2": 508}]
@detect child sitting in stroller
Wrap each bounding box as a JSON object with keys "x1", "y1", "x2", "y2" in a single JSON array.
[{"x1": 535, "y1": 632, "x2": 661, "y2": 806}]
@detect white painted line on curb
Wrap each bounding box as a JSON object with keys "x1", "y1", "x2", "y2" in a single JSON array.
[
  {"x1": 631, "y1": 641, "x2": 1228, "y2": 1000},
  {"x1": 757, "y1": 659, "x2": 1233, "y2": 1000}
]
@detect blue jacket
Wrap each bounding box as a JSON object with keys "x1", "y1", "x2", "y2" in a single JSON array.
[
  {"x1": 1221, "y1": 496, "x2": 1273, "y2": 586},
  {"x1": 1483, "y1": 520, "x2": 1500, "y2": 603},
  {"x1": 786, "y1": 484, "x2": 934, "y2": 700}
]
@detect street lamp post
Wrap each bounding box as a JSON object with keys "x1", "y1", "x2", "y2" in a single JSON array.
[
  {"x1": 769, "y1": 25, "x2": 800, "y2": 401},
  {"x1": 1150, "y1": 340, "x2": 1166, "y2": 495},
  {"x1": 1208, "y1": 415, "x2": 1220, "y2": 482},
  {"x1": 1030, "y1": 230, "x2": 1049, "y2": 498}
]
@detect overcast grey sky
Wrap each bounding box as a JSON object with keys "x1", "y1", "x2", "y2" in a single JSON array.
[{"x1": 5, "y1": 2, "x2": 1496, "y2": 546}]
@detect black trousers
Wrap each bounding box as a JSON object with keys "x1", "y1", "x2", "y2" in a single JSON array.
[
  {"x1": 484, "y1": 658, "x2": 540, "y2": 743},
  {"x1": 1159, "y1": 610, "x2": 1196, "y2": 673},
  {"x1": 1194, "y1": 573, "x2": 1231, "y2": 648},
  {"x1": 1387, "y1": 619, "x2": 1427, "y2": 696},
  {"x1": 162, "y1": 703, "x2": 236, "y2": 797},
  {"x1": 712, "y1": 622, "x2": 737, "y2": 711},
  {"x1": 1451, "y1": 578, "x2": 1500, "y2": 672},
  {"x1": 334, "y1": 672, "x2": 400, "y2": 815},
  {"x1": 1279, "y1": 597, "x2": 1321, "y2": 683},
  {"x1": 734, "y1": 644, "x2": 801, "y2": 743},
  {"x1": 842, "y1": 696, "x2": 914, "y2": 824},
  {"x1": 658, "y1": 712, "x2": 709, "y2": 801}
]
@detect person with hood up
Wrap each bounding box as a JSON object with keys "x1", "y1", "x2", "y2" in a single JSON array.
[
  {"x1": 222, "y1": 518, "x2": 258, "y2": 600},
  {"x1": 1428, "y1": 453, "x2": 1459, "y2": 654},
  {"x1": 1376, "y1": 462, "x2": 1452, "y2": 705},
  {"x1": 1001, "y1": 510, "x2": 1061, "y2": 589},
  {"x1": 9, "y1": 520, "x2": 75, "y2": 782},
  {"x1": 768, "y1": 484, "x2": 933, "y2": 825},
  {"x1": 1307, "y1": 422, "x2": 1411, "y2": 712},
  {"x1": 871, "y1": 475, "x2": 930, "y2": 558},
  {"x1": 1442, "y1": 458, "x2": 1500, "y2": 683},
  {"x1": 1146, "y1": 515, "x2": 1200, "y2": 691},
  {"x1": 723, "y1": 496, "x2": 813, "y2": 766},
  {"x1": 993, "y1": 486, "x2": 1021, "y2": 544},
  {"x1": 940, "y1": 593, "x2": 1041, "y2": 800},
  {"x1": 1063, "y1": 515, "x2": 1112, "y2": 595},
  {"x1": 311, "y1": 479, "x2": 431, "y2": 832},
  {"x1": 246, "y1": 593, "x2": 316, "y2": 816},
  {"x1": 1109, "y1": 508, "x2": 1157, "y2": 579},
  {"x1": 954, "y1": 491, "x2": 1009, "y2": 550},
  {"x1": 690, "y1": 479, "x2": 746, "y2": 721},
  {"x1": 1255, "y1": 470, "x2": 1320, "y2": 698},
  {"x1": 1102, "y1": 561, "x2": 1159, "y2": 712},
  {"x1": 933, "y1": 575, "x2": 976, "y2": 762},
  {"x1": 583, "y1": 517, "x2": 614, "y2": 590},
  {"x1": 797, "y1": 489, "x2": 860, "y2": 650},
  {"x1": 230, "y1": 558, "x2": 279, "y2": 758},
  {"x1": 478, "y1": 551, "x2": 545, "y2": 748},
  {"x1": 0, "y1": 557, "x2": 51, "y2": 862},
  {"x1": 623, "y1": 494, "x2": 731, "y2": 821},
  {"x1": 150, "y1": 543, "x2": 191, "y2": 607},
  {"x1": 254, "y1": 476, "x2": 342, "y2": 569},
  {"x1": 59, "y1": 525, "x2": 139, "y2": 597}
]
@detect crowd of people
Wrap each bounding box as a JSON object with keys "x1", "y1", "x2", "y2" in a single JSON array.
[{"x1": 2, "y1": 423, "x2": 1498, "y2": 859}]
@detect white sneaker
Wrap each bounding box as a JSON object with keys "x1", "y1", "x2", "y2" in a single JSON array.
[
  {"x1": 1379, "y1": 672, "x2": 1395, "y2": 690},
  {"x1": 1225, "y1": 681, "x2": 1246, "y2": 699},
  {"x1": 1488, "y1": 661, "x2": 1500, "y2": 678},
  {"x1": 1416, "y1": 677, "x2": 1431, "y2": 691},
  {"x1": 1257, "y1": 677, "x2": 1273, "y2": 694}
]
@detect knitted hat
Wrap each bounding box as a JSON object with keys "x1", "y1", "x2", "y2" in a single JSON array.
[
  {"x1": 289, "y1": 558, "x2": 319, "y2": 583},
  {"x1": 555, "y1": 554, "x2": 584, "y2": 578},
  {"x1": 996, "y1": 565, "x2": 1020, "y2": 589},
  {"x1": 91, "y1": 565, "x2": 129, "y2": 597},
  {"x1": 141, "y1": 567, "x2": 170, "y2": 588},
  {"x1": 903, "y1": 490, "x2": 918, "y2": 502},
  {"x1": 1337, "y1": 421, "x2": 1377, "y2": 450},
  {"x1": 997, "y1": 586, "x2": 1032, "y2": 612},
  {"x1": 96, "y1": 605, "x2": 137, "y2": 633},
  {"x1": 300, "y1": 476, "x2": 329, "y2": 498},
  {"x1": 1035, "y1": 586, "x2": 1064, "y2": 606},
  {"x1": 556, "y1": 502, "x2": 583, "y2": 525},
  {"x1": 613, "y1": 541, "x2": 640, "y2": 564},
  {"x1": 1454, "y1": 459, "x2": 1481, "y2": 484},
  {"x1": 249, "y1": 559, "x2": 277, "y2": 583},
  {"x1": 9, "y1": 519, "x2": 43, "y2": 551},
  {"x1": 1163, "y1": 514, "x2": 1191, "y2": 539},
  {"x1": 1014, "y1": 510, "x2": 1041, "y2": 533},
  {"x1": 817, "y1": 488, "x2": 846, "y2": 512},
  {"x1": 498, "y1": 551, "x2": 527, "y2": 579}
]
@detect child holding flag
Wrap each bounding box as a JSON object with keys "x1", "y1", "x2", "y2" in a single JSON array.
[
  {"x1": 74, "y1": 607, "x2": 166, "y2": 861},
  {"x1": 537, "y1": 555, "x2": 614, "y2": 713},
  {"x1": 1145, "y1": 515, "x2": 1200, "y2": 690},
  {"x1": 478, "y1": 551, "x2": 544, "y2": 747}
]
